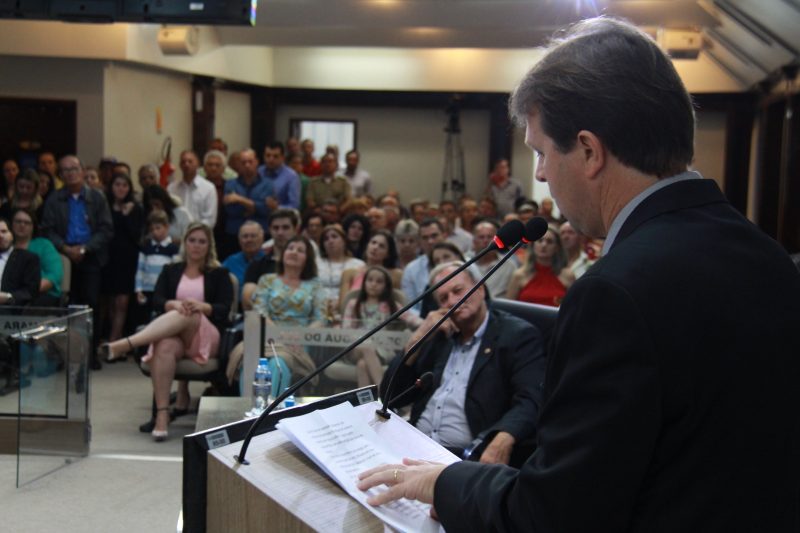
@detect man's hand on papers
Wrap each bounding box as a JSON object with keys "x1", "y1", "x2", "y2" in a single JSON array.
[{"x1": 357, "y1": 458, "x2": 446, "y2": 513}]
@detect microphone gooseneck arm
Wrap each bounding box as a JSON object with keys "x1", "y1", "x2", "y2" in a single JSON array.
[
  {"x1": 234, "y1": 225, "x2": 523, "y2": 464},
  {"x1": 376, "y1": 238, "x2": 526, "y2": 419}
]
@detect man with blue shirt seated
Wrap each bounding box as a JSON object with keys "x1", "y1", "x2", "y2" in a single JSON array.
[
  {"x1": 258, "y1": 141, "x2": 300, "y2": 211},
  {"x1": 223, "y1": 148, "x2": 272, "y2": 249},
  {"x1": 41, "y1": 155, "x2": 113, "y2": 369},
  {"x1": 222, "y1": 220, "x2": 265, "y2": 306}
]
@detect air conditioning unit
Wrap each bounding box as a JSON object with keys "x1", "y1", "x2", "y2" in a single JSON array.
[
  {"x1": 657, "y1": 29, "x2": 703, "y2": 60},
  {"x1": 157, "y1": 26, "x2": 199, "y2": 56}
]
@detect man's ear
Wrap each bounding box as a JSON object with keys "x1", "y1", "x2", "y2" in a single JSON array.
[{"x1": 576, "y1": 130, "x2": 605, "y2": 179}]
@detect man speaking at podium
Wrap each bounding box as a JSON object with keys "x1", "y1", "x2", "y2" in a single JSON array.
[{"x1": 358, "y1": 17, "x2": 800, "y2": 532}]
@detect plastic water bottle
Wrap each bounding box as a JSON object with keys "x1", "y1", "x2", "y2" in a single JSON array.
[{"x1": 252, "y1": 358, "x2": 272, "y2": 413}]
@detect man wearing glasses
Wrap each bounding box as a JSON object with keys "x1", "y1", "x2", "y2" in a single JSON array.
[{"x1": 41, "y1": 155, "x2": 113, "y2": 369}]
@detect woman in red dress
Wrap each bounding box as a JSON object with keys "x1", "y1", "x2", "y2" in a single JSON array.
[{"x1": 507, "y1": 224, "x2": 575, "y2": 307}]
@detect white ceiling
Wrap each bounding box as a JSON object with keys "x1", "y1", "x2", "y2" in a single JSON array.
[{"x1": 212, "y1": 0, "x2": 799, "y2": 88}]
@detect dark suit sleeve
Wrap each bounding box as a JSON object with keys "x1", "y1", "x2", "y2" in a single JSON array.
[
  {"x1": 434, "y1": 276, "x2": 661, "y2": 532},
  {"x1": 8, "y1": 252, "x2": 41, "y2": 306},
  {"x1": 481, "y1": 322, "x2": 545, "y2": 442},
  {"x1": 85, "y1": 191, "x2": 113, "y2": 254},
  {"x1": 40, "y1": 195, "x2": 64, "y2": 252},
  {"x1": 151, "y1": 264, "x2": 176, "y2": 315},
  {"x1": 208, "y1": 267, "x2": 233, "y2": 327}
]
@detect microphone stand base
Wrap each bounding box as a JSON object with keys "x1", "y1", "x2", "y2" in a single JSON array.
[{"x1": 374, "y1": 408, "x2": 392, "y2": 420}]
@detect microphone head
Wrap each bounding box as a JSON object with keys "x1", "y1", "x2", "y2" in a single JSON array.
[
  {"x1": 523, "y1": 217, "x2": 549, "y2": 243},
  {"x1": 492, "y1": 219, "x2": 525, "y2": 249},
  {"x1": 416, "y1": 371, "x2": 434, "y2": 391}
]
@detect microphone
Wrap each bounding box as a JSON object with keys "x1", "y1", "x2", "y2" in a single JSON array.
[
  {"x1": 375, "y1": 221, "x2": 543, "y2": 419},
  {"x1": 234, "y1": 219, "x2": 526, "y2": 464},
  {"x1": 388, "y1": 371, "x2": 434, "y2": 409}
]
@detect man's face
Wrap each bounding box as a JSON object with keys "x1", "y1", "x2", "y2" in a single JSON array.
[
  {"x1": 321, "y1": 203, "x2": 340, "y2": 224},
  {"x1": 238, "y1": 150, "x2": 258, "y2": 179},
  {"x1": 494, "y1": 159, "x2": 510, "y2": 178},
  {"x1": 238, "y1": 224, "x2": 264, "y2": 255},
  {"x1": 204, "y1": 156, "x2": 225, "y2": 181},
  {"x1": 320, "y1": 155, "x2": 337, "y2": 175},
  {"x1": 440, "y1": 203, "x2": 457, "y2": 223},
  {"x1": 288, "y1": 156, "x2": 303, "y2": 174},
  {"x1": 559, "y1": 222, "x2": 580, "y2": 253},
  {"x1": 525, "y1": 111, "x2": 595, "y2": 235},
  {"x1": 59, "y1": 156, "x2": 84, "y2": 189},
  {"x1": 0, "y1": 221, "x2": 13, "y2": 251},
  {"x1": 286, "y1": 138, "x2": 300, "y2": 155},
  {"x1": 419, "y1": 223, "x2": 444, "y2": 254},
  {"x1": 209, "y1": 139, "x2": 227, "y2": 155},
  {"x1": 302, "y1": 140, "x2": 314, "y2": 156},
  {"x1": 346, "y1": 152, "x2": 359, "y2": 170},
  {"x1": 269, "y1": 217, "x2": 296, "y2": 250},
  {"x1": 460, "y1": 201, "x2": 478, "y2": 223},
  {"x1": 3, "y1": 160, "x2": 19, "y2": 182},
  {"x1": 263, "y1": 147, "x2": 284, "y2": 171},
  {"x1": 179, "y1": 152, "x2": 199, "y2": 179},
  {"x1": 433, "y1": 269, "x2": 485, "y2": 326},
  {"x1": 305, "y1": 216, "x2": 324, "y2": 240},
  {"x1": 38, "y1": 153, "x2": 57, "y2": 176},
  {"x1": 472, "y1": 223, "x2": 495, "y2": 253},
  {"x1": 366, "y1": 208, "x2": 386, "y2": 229},
  {"x1": 139, "y1": 167, "x2": 157, "y2": 189},
  {"x1": 411, "y1": 205, "x2": 427, "y2": 224}
]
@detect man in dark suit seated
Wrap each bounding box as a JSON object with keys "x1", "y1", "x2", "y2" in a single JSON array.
[
  {"x1": 358, "y1": 17, "x2": 800, "y2": 532},
  {"x1": 382, "y1": 261, "x2": 546, "y2": 467}
]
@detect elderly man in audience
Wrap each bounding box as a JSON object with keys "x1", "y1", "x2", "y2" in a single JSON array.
[
  {"x1": 222, "y1": 220, "x2": 265, "y2": 302},
  {"x1": 383, "y1": 261, "x2": 546, "y2": 466},
  {"x1": 402, "y1": 218, "x2": 445, "y2": 316},
  {"x1": 168, "y1": 150, "x2": 218, "y2": 228},
  {"x1": 394, "y1": 219, "x2": 420, "y2": 269},
  {"x1": 343, "y1": 149, "x2": 372, "y2": 197},
  {"x1": 258, "y1": 141, "x2": 301, "y2": 210},
  {"x1": 222, "y1": 148, "x2": 271, "y2": 252},
  {"x1": 242, "y1": 208, "x2": 299, "y2": 310},
  {"x1": 382, "y1": 205, "x2": 400, "y2": 233},
  {"x1": 366, "y1": 206, "x2": 388, "y2": 231},
  {"x1": 306, "y1": 153, "x2": 352, "y2": 210},
  {"x1": 469, "y1": 219, "x2": 519, "y2": 299},
  {"x1": 205, "y1": 138, "x2": 238, "y2": 180},
  {"x1": 560, "y1": 220, "x2": 595, "y2": 279},
  {"x1": 41, "y1": 155, "x2": 113, "y2": 369}
]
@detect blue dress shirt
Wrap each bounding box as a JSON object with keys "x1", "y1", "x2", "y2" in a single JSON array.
[{"x1": 257, "y1": 163, "x2": 301, "y2": 209}]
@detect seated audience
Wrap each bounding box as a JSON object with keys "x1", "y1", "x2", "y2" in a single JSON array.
[
  {"x1": 439, "y1": 199, "x2": 472, "y2": 253},
  {"x1": 320, "y1": 199, "x2": 342, "y2": 225},
  {"x1": 409, "y1": 199, "x2": 429, "y2": 225},
  {"x1": 301, "y1": 211, "x2": 324, "y2": 253},
  {"x1": 242, "y1": 209, "x2": 299, "y2": 310},
  {"x1": 394, "y1": 219, "x2": 420, "y2": 269},
  {"x1": 458, "y1": 198, "x2": 479, "y2": 233},
  {"x1": 478, "y1": 197, "x2": 498, "y2": 220},
  {"x1": 101, "y1": 223, "x2": 233, "y2": 441},
  {"x1": 222, "y1": 221, "x2": 265, "y2": 301},
  {"x1": 252, "y1": 235, "x2": 322, "y2": 380},
  {"x1": 340, "y1": 229, "x2": 403, "y2": 306},
  {"x1": 342, "y1": 213, "x2": 371, "y2": 260},
  {"x1": 560, "y1": 221, "x2": 596, "y2": 278},
  {"x1": 2, "y1": 158, "x2": 19, "y2": 200},
  {"x1": 469, "y1": 220, "x2": 519, "y2": 299},
  {"x1": 10, "y1": 208, "x2": 62, "y2": 307},
  {"x1": 316, "y1": 224, "x2": 364, "y2": 321},
  {"x1": 341, "y1": 266, "x2": 414, "y2": 387},
  {"x1": 418, "y1": 241, "x2": 467, "y2": 319},
  {"x1": 366, "y1": 206, "x2": 388, "y2": 231},
  {"x1": 0, "y1": 168, "x2": 44, "y2": 222},
  {"x1": 0, "y1": 217, "x2": 41, "y2": 306},
  {"x1": 401, "y1": 218, "x2": 445, "y2": 317},
  {"x1": 507, "y1": 224, "x2": 575, "y2": 307},
  {"x1": 383, "y1": 261, "x2": 546, "y2": 466}
]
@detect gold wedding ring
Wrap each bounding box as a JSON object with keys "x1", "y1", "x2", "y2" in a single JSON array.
[{"x1": 393, "y1": 469, "x2": 399, "y2": 482}]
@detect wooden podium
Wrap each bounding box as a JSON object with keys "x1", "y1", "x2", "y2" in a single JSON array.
[{"x1": 207, "y1": 430, "x2": 385, "y2": 532}]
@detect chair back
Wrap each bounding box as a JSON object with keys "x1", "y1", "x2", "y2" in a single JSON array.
[{"x1": 490, "y1": 298, "x2": 558, "y2": 346}]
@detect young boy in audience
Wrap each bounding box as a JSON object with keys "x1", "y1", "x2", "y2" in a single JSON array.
[{"x1": 134, "y1": 211, "x2": 179, "y2": 319}]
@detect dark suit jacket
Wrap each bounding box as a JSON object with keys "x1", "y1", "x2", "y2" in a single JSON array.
[
  {"x1": 0, "y1": 248, "x2": 41, "y2": 306},
  {"x1": 40, "y1": 184, "x2": 113, "y2": 268},
  {"x1": 152, "y1": 262, "x2": 233, "y2": 334},
  {"x1": 382, "y1": 307, "x2": 546, "y2": 453},
  {"x1": 435, "y1": 179, "x2": 800, "y2": 532}
]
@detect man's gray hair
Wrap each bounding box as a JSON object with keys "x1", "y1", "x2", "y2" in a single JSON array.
[{"x1": 204, "y1": 149, "x2": 227, "y2": 165}]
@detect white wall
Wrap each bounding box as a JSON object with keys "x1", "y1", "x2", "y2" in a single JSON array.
[
  {"x1": 275, "y1": 104, "x2": 490, "y2": 202},
  {"x1": 214, "y1": 89, "x2": 252, "y2": 154},
  {"x1": 103, "y1": 62, "x2": 193, "y2": 175},
  {"x1": 692, "y1": 111, "x2": 727, "y2": 190},
  {"x1": 0, "y1": 56, "x2": 105, "y2": 166}
]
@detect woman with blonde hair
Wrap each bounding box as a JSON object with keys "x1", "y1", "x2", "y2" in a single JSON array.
[
  {"x1": 507, "y1": 224, "x2": 574, "y2": 307},
  {"x1": 101, "y1": 222, "x2": 233, "y2": 441}
]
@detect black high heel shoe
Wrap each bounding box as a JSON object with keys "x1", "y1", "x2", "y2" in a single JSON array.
[{"x1": 99, "y1": 337, "x2": 134, "y2": 363}]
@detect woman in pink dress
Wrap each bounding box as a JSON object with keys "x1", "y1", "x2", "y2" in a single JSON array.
[{"x1": 101, "y1": 222, "x2": 233, "y2": 441}]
